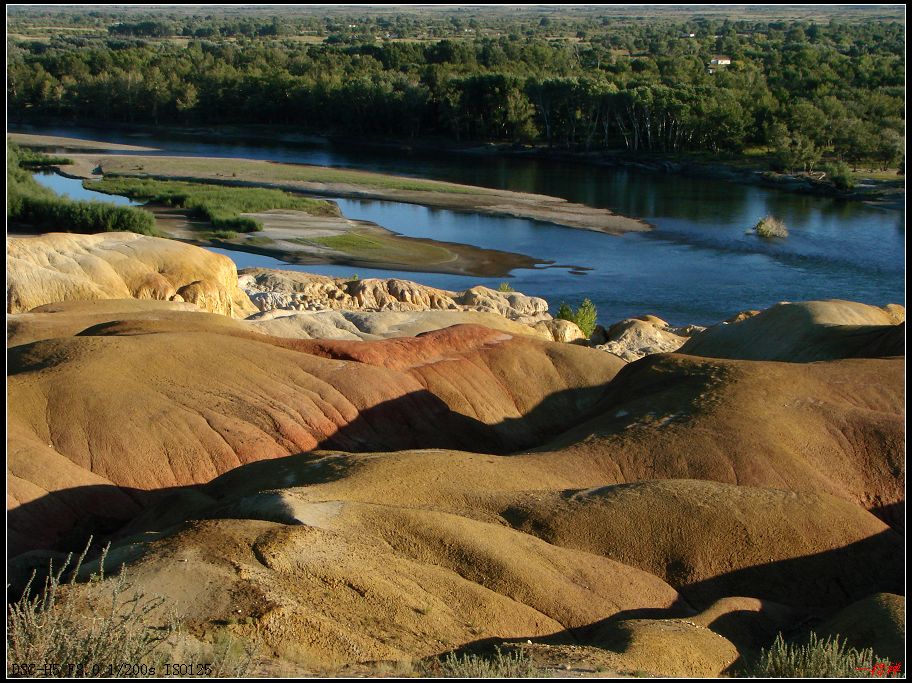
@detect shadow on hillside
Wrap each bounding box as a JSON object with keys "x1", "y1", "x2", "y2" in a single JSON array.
[
  {"x1": 425, "y1": 531, "x2": 904, "y2": 673},
  {"x1": 870, "y1": 500, "x2": 905, "y2": 530},
  {"x1": 315, "y1": 381, "x2": 613, "y2": 455},
  {"x1": 677, "y1": 530, "x2": 905, "y2": 611}
]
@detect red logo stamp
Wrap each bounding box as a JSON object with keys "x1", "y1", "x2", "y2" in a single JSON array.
[{"x1": 855, "y1": 662, "x2": 902, "y2": 677}]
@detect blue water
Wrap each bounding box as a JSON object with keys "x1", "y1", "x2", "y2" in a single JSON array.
[
  {"x1": 22, "y1": 125, "x2": 905, "y2": 326},
  {"x1": 214, "y1": 194, "x2": 902, "y2": 326},
  {"x1": 32, "y1": 170, "x2": 143, "y2": 206}
]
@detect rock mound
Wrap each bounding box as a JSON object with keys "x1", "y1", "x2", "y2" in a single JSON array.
[
  {"x1": 6, "y1": 233, "x2": 256, "y2": 318},
  {"x1": 594, "y1": 316, "x2": 694, "y2": 361},
  {"x1": 72, "y1": 503, "x2": 680, "y2": 670},
  {"x1": 588, "y1": 617, "x2": 740, "y2": 677},
  {"x1": 814, "y1": 593, "x2": 905, "y2": 662},
  {"x1": 534, "y1": 318, "x2": 586, "y2": 343},
  {"x1": 547, "y1": 352, "x2": 905, "y2": 526},
  {"x1": 498, "y1": 480, "x2": 902, "y2": 609},
  {"x1": 246, "y1": 309, "x2": 553, "y2": 341},
  {"x1": 680, "y1": 300, "x2": 905, "y2": 361}
]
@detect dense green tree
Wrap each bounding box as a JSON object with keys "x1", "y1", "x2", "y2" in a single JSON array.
[{"x1": 6, "y1": 9, "x2": 904, "y2": 171}]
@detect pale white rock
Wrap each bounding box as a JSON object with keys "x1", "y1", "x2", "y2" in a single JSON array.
[
  {"x1": 534, "y1": 318, "x2": 586, "y2": 344},
  {"x1": 239, "y1": 268, "x2": 554, "y2": 330},
  {"x1": 596, "y1": 317, "x2": 690, "y2": 361},
  {"x1": 7, "y1": 232, "x2": 256, "y2": 318}
]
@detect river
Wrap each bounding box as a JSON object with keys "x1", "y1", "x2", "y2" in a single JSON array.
[{"x1": 25, "y1": 125, "x2": 905, "y2": 326}]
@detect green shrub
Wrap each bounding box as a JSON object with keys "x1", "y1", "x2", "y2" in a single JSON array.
[
  {"x1": 208, "y1": 214, "x2": 263, "y2": 233},
  {"x1": 12, "y1": 196, "x2": 159, "y2": 235},
  {"x1": 435, "y1": 646, "x2": 544, "y2": 678},
  {"x1": 754, "y1": 215, "x2": 789, "y2": 238},
  {"x1": 823, "y1": 161, "x2": 856, "y2": 191},
  {"x1": 744, "y1": 632, "x2": 897, "y2": 678},
  {"x1": 205, "y1": 230, "x2": 239, "y2": 240},
  {"x1": 497, "y1": 282, "x2": 515, "y2": 292},
  {"x1": 556, "y1": 298, "x2": 598, "y2": 338},
  {"x1": 7, "y1": 140, "x2": 72, "y2": 168},
  {"x1": 7, "y1": 540, "x2": 173, "y2": 678}
]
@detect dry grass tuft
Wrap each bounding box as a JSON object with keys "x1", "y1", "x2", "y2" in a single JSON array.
[
  {"x1": 744, "y1": 632, "x2": 898, "y2": 678},
  {"x1": 754, "y1": 215, "x2": 789, "y2": 238},
  {"x1": 6, "y1": 538, "x2": 256, "y2": 678}
]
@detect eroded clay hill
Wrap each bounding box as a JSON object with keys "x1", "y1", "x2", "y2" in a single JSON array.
[
  {"x1": 5, "y1": 238, "x2": 905, "y2": 676},
  {"x1": 542, "y1": 351, "x2": 905, "y2": 527},
  {"x1": 8, "y1": 303, "x2": 623, "y2": 556},
  {"x1": 679, "y1": 299, "x2": 905, "y2": 361}
]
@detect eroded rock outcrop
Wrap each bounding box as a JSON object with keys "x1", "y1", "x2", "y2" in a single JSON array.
[
  {"x1": 497, "y1": 479, "x2": 902, "y2": 609},
  {"x1": 813, "y1": 593, "x2": 905, "y2": 662},
  {"x1": 6, "y1": 233, "x2": 257, "y2": 318},
  {"x1": 534, "y1": 318, "x2": 587, "y2": 344},
  {"x1": 6, "y1": 294, "x2": 905, "y2": 676},
  {"x1": 238, "y1": 268, "x2": 551, "y2": 324},
  {"x1": 246, "y1": 308, "x2": 553, "y2": 341},
  {"x1": 594, "y1": 315, "x2": 700, "y2": 361}
]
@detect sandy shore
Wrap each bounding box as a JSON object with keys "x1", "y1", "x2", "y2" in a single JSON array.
[
  {"x1": 8, "y1": 132, "x2": 158, "y2": 153},
  {"x1": 12, "y1": 132, "x2": 639, "y2": 275},
  {"x1": 151, "y1": 204, "x2": 548, "y2": 277},
  {"x1": 53, "y1": 150, "x2": 652, "y2": 235}
]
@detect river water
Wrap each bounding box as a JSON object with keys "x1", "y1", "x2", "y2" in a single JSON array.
[{"x1": 24, "y1": 125, "x2": 904, "y2": 326}]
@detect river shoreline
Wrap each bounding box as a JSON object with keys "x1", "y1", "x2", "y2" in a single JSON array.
[
  {"x1": 29, "y1": 167, "x2": 555, "y2": 278},
  {"x1": 9, "y1": 121, "x2": 904, "y2": 208},
  {"x1": 37, "y1": 147, "x2": 652, "y2": 236}
]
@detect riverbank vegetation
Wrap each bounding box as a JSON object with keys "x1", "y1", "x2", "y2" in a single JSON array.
[
  {"x1": 6, "y1": 142, "x2": 159, "y2": 236},
  {"x1": 88, "y1": 176, "x2": 338, "y2": 232},
  {"x1": 754, "y1": 215, "x2": 789, "y2": 239},
  {"x1": 557, "y1": 298, "x2": 598, "y2": 338},
  {"x1": 8, "y1": 7, "x2": 904, "y2": 185},
  {"x1": 14, "y1": 146, "x2": 73, "y2": 168}
]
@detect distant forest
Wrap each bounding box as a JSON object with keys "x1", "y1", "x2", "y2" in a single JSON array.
[{"x1": 7, "y1": 7, "x2": 905, "y2": 173}]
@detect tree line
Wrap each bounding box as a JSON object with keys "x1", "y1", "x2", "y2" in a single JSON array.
[{"x1": 7, "y1": 15, "x2": 904, "y2": 172}]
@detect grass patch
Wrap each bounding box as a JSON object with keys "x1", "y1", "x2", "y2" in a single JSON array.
[
  {"x1": 310, "y1": 233, "x2": 385, "y2": 252},
  {"x1": 87, "y1": 176, "x2": 337, "y2": 233},
  {"x1": 243, "y1": 235, "x2": 276, "y2": 246},
  {"x1": 97, "y1": 155, "x2": 497, "y2": 196},
  {"x1": 427, "y1": 647, "x2": 546, "y2": 678},
  {"x1": 743, "y1": 632, "x2": 898, "y2": 678},
  {"x1": 201, "y1": 230, "x2": 239, "y2": 240},
  {"x1": 754, "y1": 215, "x2": 789, "y2": 238},
  {"x1": 497, "y1": 282, "x2": 515, "y2": 292}
]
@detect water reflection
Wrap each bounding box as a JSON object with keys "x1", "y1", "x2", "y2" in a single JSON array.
[{"x1": 16, "y1": 125, "x2": 904, "y2": 326}]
